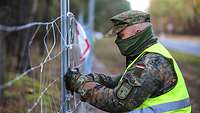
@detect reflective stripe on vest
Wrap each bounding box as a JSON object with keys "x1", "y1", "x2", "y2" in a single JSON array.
[{"x1": 127, "y1": 98, "x2": 190, "y2": 113}]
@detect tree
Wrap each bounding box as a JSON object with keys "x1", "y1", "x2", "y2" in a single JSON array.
[
  {"x1": 0, "y1": 0, "x2": 12, "y2": 99},
  {"x1": 95, "y1": 0, "x2": 130, "y2": 32},
  {"x1": 0, "y1": 33, "x2": 6, "y2": 99},
  {"x1": 149, "y1": 0, "x2": 200, "y2": 35},
  {"x1": 71, "y1": 0, "x2": 130, "y2": 32},
  {"x1": 0, "y1": 0, "x2": 36, "y2": 95}
]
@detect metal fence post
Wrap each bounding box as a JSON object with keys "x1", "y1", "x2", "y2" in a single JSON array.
[
  {"x1": 60, "y1": 0, "x2": 71, "y2": 113},
  {"x1": 83, "y1": 0, "x2": 96, "y2": 74}
]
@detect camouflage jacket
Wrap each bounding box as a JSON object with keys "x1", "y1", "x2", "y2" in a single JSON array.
[{"x1": 73, "y1": 53, "x2": 177, "y2": 112}]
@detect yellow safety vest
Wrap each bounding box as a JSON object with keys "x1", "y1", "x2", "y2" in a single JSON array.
[{"x1": 124, "y1": 42, "x2": 191, "y2": 113}]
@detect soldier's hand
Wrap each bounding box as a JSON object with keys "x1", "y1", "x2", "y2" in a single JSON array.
[{"x1": 64, "y1": 68, "x2": 81, "y2": 92}]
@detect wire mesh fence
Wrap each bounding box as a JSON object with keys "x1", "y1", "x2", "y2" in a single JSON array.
[{"x1": 0, "y1": 12, "x2": 88, "y2": 113}]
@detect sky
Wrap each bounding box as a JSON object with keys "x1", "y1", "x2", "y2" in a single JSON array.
[{"x1": 126, "y1": 0, "x2": 151, "y2": 12}]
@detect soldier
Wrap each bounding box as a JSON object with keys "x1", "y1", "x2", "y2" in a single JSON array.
[{"x1": 64, "y1": 10, "x2": 191, "y2": 113}]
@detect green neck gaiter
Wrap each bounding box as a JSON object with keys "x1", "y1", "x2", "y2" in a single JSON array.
[{"x1": 115, "y1": 26, "x2": 156, "y2": 56}]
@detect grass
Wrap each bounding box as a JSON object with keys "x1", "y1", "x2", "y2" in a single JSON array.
[
  {"x1": 170, "y1": 50, "x2": 200, "y2": 68},
  {"x1": 94, "y1": 38, "x2": 126, "y2": 73},
  {"x1": 2, "y1": 73, "x2": 60, "y2": 113},
  {"x1": 94, "y1": 38, "x2": 200, "y2": 73},
  {"x1": 1, "y1": 43, "x2": 61, "y2": 113}
]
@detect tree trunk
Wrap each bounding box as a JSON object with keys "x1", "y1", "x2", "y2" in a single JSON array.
[
  {"x1": 16, "y1": 0, "x2": 36, "y2": 73},
  {"x1": 0, "y1": 34, "x2": 6, "y2": 99},
  {"x1": 38, "y1": 0, "x2": 52, "y2": 56},
  {"x1": 0, "y1": 1, "x2": 11, "y2": 100}
]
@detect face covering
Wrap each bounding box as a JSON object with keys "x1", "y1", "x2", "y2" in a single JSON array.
[{"x1": 115, "y1": 26, "x2": 156, "y2": 56}]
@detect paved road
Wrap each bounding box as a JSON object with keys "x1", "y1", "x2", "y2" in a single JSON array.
[{"x1": 159, "y1": 37, "x2": 200, "y2": 56}]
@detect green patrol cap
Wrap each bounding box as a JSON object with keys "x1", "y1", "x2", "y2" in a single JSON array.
[{"x1": 107, "y1": 10, "x2": 151, "y2": 36}]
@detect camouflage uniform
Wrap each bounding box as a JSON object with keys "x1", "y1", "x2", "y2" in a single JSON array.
[
  {"x1": 64, "y1": 10, "x2": 177, "y2": 112},
  {"x1": 65, "y1": 53, "x2": 177, "y2": 112}
]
